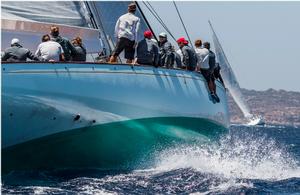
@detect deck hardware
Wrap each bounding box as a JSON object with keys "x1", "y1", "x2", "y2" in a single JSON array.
[{"x1": 74, "y1": 114, "x2": 80, "y2": 121}]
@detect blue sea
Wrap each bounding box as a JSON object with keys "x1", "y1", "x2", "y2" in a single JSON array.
[{"x1": 2, "y1": 125, "x2": 300, "y2": 194}]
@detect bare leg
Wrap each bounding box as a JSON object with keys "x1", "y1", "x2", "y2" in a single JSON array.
[
  {"x1": 126, "y1": 59, "x2": 133, "y2": 64},
  {"x1": 208, "y1": 80, "x2": 215, "y2": 94},
  {"x1": 213, "y1": 81, "x2": 217, "y2": 94},
  {"x1": 109, "y1": 55, "x2": 118, "y2": 63}
]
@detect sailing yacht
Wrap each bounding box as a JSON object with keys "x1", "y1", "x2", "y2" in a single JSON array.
[{"x1": 1, "y1": 1, "x2": 229, "y2": 173}]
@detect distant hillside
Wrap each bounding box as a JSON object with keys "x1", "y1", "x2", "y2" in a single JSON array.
[{"x1": 228, "y1": 88, "x2": 300, "y2": 126}]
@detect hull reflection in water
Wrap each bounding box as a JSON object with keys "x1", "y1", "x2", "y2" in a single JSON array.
[{"x1": 2, "y1": 63, "x2": 229, "y2": 173}]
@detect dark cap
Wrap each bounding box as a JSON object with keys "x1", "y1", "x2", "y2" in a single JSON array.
[
  {"x1": 128, "y1": 3, "x2": 136, "y2": 12},
  {"x1": 50, "y1": 25, "x2": 60, "y2": 37},
  {"x1": 203, "y1": 42, "x2": 210, "y2": 49}
]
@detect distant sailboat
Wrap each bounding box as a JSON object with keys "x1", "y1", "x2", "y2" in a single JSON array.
[{"x1": 208, "y1": 21, "x2": 264, "y2": 126}]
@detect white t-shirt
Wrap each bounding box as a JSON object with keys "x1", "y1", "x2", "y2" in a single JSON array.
[
  {"x1": 176, "y1": 49, "x2": 183, "y2": 61},
  {"x1": 115, "y1": 13, "x2": 140, "y2": 42},
  {"x1": 195, "y1": 47, "x2": 210, "y2": 69},
  {"x1": 35, "y1": 41, "x2": 64, "y2": 61}
]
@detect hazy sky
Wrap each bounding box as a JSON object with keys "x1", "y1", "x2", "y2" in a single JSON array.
[{"x1": 139, "y1": 1, "x2": 300, "y2": 92}]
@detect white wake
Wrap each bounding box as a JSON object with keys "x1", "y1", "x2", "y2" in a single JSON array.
[{"x1": 153, "y1": 132, "x2": 300, "y2": 181}]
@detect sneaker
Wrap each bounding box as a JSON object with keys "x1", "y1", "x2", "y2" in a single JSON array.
[
  {"x1": 214, "y1": 93, "x2": 220, "y2": 103},
  {"x1": 211, "y1": 93, "x2": 220, "y2": 103}
]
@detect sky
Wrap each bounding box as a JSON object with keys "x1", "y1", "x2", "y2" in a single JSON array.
[{"x1": 139, "y1": 1, "x2": 300, "y2": 92}]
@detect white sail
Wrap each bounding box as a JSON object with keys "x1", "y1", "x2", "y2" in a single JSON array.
[
  {"x1": 208, "y1": 21, "x2": 253, "y2": 119},
  {"x1": 1, "y1": 2, "x2": 105, "y2": 60},
  {"x1": 1, "y1": 1, "x2": 92, "y2": 28}
]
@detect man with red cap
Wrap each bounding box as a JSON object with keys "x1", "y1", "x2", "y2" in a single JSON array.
[
  {"x1": 135, "y1": 30, "x2": 159, "y2": 66},
  {"x1": 177, "y1": 37, "x2": 197, "y2": 71},
  {"x1": 109, "y1": 3, "x2": 140, "y2": 64}
]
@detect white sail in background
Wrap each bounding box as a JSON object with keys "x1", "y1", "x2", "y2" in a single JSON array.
[{"x1": 208, "y1": 21, "x2": 253, "y2": 119}]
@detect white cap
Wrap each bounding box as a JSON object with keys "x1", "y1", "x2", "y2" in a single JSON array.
[
  {"x1": 11, "y1": 38, "x2": 20, "y2": 45},
  {"x1": 159, "y1": 32, "x2": 167, "y2": 38}
]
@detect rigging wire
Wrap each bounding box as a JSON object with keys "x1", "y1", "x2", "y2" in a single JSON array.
[
  {"x1": 145, "y1": 2, "x2": 173, "y2": 36},
  {"x1": 141, "y1": 2, "x2": 172, "y2": 36},
  {"x1": 136, "y1": 1, "x2": 158, "y2": 41},
  {"x1": 141, "y1": 1, "x2": 177, "y2": 42},
  {"x1": 172, "y1": 1, "x2": 194, "y2": 49}
]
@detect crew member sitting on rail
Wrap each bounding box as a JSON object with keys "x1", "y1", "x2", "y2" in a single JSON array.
[
  {"x1": 135, "y1": 30, "x2": 159, "y2": 66},
  {"x1": 158, "y1": 32, "x2": 175, "y2": 68},
  {"x1": 174, "y1": 46, "x2": 183, "y2": 68},
  {"x1": 109, "y1": 3, "x2": 140, "y2": 64},
  {"x1": 177, "y1": 37, "x2": 197, "y2": 71},
  {"x1": 35, "y1": 34, "x2": 64, "y2": 62},
  {"x1": 203, "y1": 41, "x2": 220, "y2": 103},
  {"x1": 50, "y1": 25, "x2": 77, "y2": 61},
  {"x1": 1, "y1": 38, "x2": 40, "y2": 62},
  {"x1": 71, "y1": 37, "x2": 87, "y2": 62}
]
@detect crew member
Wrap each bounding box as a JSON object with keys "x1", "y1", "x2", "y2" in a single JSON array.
[
  {"x1": 174, "y1": 47, "x2": 182, "y2": 68},
  {"x1": 71, "y1": 36, "x2": 86, "y2": 62},
  {"x1": 109, "y1": 3, "x2": 140, "y2": 64},
  {"x1": 35, "y1": 34, "x2": 64, "y2": 62},
  {"x1": 50, "y1": 25, "x2": 77, "y2": 61},
  {"x1": 194, "y1": 39, "x2": 214, "y2": 95},
  {"x1": 177, "y1": 37, "x2": 197, "y2": 71},
  {"x1": 158, "y1": 32, "x2": 174, "y2": 68},
  {"x1": 2, "y1": 38, "x2": 39, "y2": 62},
  {"x1": 135, "y1": 30, "x2": 159, "y2": 66},
  {"x1": 203, "y1": 41, "x2": 220, "y2": 102}
]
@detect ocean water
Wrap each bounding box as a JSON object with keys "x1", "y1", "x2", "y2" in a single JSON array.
[{"x1": 2, "y1": 125, "x2": 300, "y2": 194}]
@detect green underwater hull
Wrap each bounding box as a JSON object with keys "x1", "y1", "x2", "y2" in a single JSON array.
[{"x1": 2, "y1": 117, "x2": 227, "y2": 173}]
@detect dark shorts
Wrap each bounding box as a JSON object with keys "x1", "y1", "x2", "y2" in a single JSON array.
[
  {"x1": 137, "y1": 60, "x2": 152, "y2": 66},
  {"x1": 187, "y1": 65, "x2": 196, "y2": 71},
  {"x1": 113, "y1": 37, "x2": 135, "y2": 60},
  {"x1": 201, "y1": 68, "x2": 213, "y2": 82},
  {"x1": 213, "y1": 66, "x2": 221, "y2": 79}
]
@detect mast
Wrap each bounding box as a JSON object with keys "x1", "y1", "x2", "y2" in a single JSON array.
[
  {"x1": 85, "y1": 1, "x2": 113, "y2": 55},
  {"x1": 84, "y1": 2, "x2": 99, "y2": 30}
]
